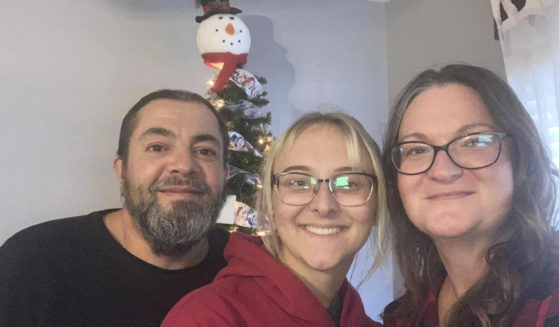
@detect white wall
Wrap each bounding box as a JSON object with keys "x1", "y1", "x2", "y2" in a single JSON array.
[
  {"x1": 243, "y1": 0, "x2": 389, "y2": 141},
  {"x1": 386, "y1": 0, "x2": 506, "y2": 103},
  {"x1": 0, "y1": 0, "x2": 391, "y2": 319}
]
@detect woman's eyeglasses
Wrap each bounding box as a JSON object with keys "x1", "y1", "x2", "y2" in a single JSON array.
[
  {"x1": 273, "y1": 172, "x2": 376, "y2": 206},
  {"x1": 391, "y1": 132, "x2": 507, "y2": 175}
]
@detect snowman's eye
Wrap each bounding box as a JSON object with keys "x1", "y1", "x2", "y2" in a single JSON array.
[
  {"x1": 240, "y1": 30, "x2": 243, "y2": 33},
  {"x1": 229, "y1": 16, "x2": 234, "y2": 20},
  {"x1": 215, "y1": 29, "x2": 218, "y2": 32},
  {"x1": 218, "y1": 16, "x2": 223, "y2": 20}
]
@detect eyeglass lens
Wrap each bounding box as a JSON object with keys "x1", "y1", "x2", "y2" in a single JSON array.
[
  {"x1": 275, "y1": 173, "x2": 374, "y2": 206},
  {"x1": 392, "y1": 133, "x2": 503, "y2": 175}
]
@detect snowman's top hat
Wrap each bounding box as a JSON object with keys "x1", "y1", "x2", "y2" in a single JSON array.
[{"x1": 196, "y1": 0, "x2": 242, "y2": 23}]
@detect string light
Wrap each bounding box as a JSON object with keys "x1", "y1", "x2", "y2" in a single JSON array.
[{"x1": 207, "y1": 79, "x2": 215, "y2": 87}]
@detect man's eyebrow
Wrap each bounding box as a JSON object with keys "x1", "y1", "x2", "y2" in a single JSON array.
[
  {"x1": 192, "y1": 134, "x2": 221, "y2": 147},
  {"x1": 139, "y1": 127, "x2": 175, "y2": 140}
]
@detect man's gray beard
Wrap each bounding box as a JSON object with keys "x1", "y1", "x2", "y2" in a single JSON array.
[{"x1": 122, "y1": 174, "x2": 225, "y2": 257}]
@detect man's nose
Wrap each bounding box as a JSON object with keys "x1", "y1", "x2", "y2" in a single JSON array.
[{"x1": 168, "y1": 148, "x2": 199, "y2": 175}]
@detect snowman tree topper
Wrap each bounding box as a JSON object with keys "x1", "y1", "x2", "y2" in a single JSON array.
[{"x1": 196, "y1": 0, "x2": 251, "y2": 93}]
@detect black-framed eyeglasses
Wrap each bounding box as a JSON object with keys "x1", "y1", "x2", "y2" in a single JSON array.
[
  {"x1": 273, "y1": 172, "x2": 377, "y2": 206},
  {"x1": 391, "y1": 132, "x2": 507, "y2": 175}
]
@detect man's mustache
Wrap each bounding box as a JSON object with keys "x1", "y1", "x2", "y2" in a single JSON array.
[{"x1": 150, "y1": 175, "x2": 210, "y2": 194}]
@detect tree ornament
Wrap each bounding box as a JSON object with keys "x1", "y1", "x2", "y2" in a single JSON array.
[
  {"x1": 234, "y1": 201, "x2": 257, "y2": 228},
  {"x1": 196, "y1": 0, "x2": 251, "y2": 92},
  {"x1": 195, "y1": 2, "x2": 271, "y2": 235}
]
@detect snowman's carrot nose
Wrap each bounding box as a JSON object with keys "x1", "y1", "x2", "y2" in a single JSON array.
[{"x1": 225, "y1": 23, "x2": 235, "y2": 35}]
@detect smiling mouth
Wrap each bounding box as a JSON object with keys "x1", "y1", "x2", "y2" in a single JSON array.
[
  {"x1": 426, "y1": 191, "x2": 474, "y2": 200},
  {"x1": 304, "y1": 225, "x2": 343, "y2": 236},
  {"x1": 158, "y1": 186, "x2": 205, "y2": 196}
]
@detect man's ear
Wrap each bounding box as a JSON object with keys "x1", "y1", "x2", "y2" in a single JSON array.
[{"x1": 113, "y1": 156, "x2": 123, "y2": 182}]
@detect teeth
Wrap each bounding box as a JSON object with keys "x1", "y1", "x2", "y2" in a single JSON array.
[{"x1": 304, "y1": 226, "x2": 341, "y2": 235}]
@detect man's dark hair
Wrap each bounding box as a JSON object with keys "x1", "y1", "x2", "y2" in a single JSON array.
[{"x1": 117, "y1": 89, "x2": 229, "y2": 166}]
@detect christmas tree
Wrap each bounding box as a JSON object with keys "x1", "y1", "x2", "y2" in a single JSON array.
[{"x1": 195, "y1": 0, "x2": 272, "y2": 233}]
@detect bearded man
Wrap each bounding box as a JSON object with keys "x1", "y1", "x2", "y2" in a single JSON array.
[{"x1": 0, "y1": 90, "x2": 230, "y2": 327}]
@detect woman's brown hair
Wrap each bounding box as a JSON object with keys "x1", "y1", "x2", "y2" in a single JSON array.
[{"x1": 382, "y1": 64, "x2": 557, "y2": 327}]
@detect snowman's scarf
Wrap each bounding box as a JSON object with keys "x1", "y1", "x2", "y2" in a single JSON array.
[{"x1": 202, "y1": 52, "x2": 248, "y2": 92}]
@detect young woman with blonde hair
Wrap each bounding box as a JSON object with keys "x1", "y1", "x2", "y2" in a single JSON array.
[{"x1": 163, "y1": 112, "x2": 389, "y2": 326}]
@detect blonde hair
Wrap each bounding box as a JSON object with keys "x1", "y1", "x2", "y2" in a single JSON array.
[{"x1": 256, "y1": 111, "x2": 390, "y2": 273}]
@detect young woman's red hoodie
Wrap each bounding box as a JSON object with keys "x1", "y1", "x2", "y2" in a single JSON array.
[{"x1": 162, "y1": 232, "x2": 381, "y2": 327}]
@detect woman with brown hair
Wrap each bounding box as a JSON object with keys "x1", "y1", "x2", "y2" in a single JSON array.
[{"x1": 382, "y1": 64, "x2": 559, "y2": 326}]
